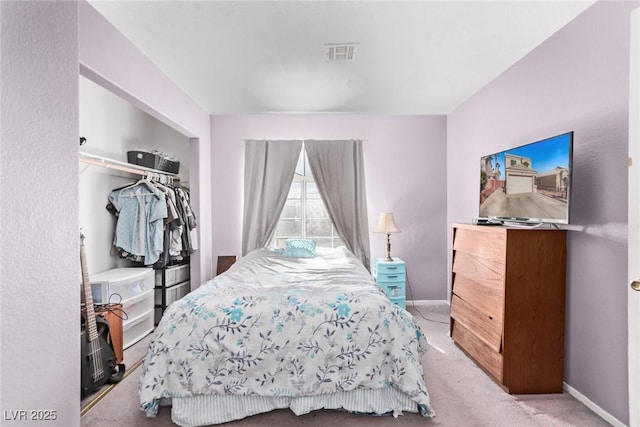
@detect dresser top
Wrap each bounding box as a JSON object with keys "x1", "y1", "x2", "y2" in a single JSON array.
[{"x1": 453, "y1": 222, "x2": 566, "y2": 233}]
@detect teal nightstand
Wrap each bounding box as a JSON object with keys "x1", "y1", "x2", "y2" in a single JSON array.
[{"x1": 372, "y1": 258, "x2": 406, "y2": 309}]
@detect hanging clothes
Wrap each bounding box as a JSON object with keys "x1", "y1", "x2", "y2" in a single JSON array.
[
  {"x1": 174, "y1": 187, "x2": 198, "y2": 253},
  {"x1": 106, "y1": 176, "x2": 196, "y2": 267},
  {"x1": 153, "y1": 181, "x2": 186, "y2": 268},
  {"x1": 107, "y1": 183, "x2": 168, "y2": 266}
]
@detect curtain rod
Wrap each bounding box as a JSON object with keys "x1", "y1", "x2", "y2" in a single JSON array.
[{"x1": 79, "y1": 151, "x2": 180, "y2": 180}]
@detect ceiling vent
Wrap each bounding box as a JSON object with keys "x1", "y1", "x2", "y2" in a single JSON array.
[{"x1": 324, "y1": 43, "x2": 359, "y2": 62}]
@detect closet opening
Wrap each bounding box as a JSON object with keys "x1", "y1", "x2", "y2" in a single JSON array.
[{"x1": 79, "y1": 74, "x2": 195, "y2": 410}]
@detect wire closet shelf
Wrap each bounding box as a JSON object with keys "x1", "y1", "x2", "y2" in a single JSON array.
[{"x1": 79, "y1": 151, "x2": 180, "y2": 184}]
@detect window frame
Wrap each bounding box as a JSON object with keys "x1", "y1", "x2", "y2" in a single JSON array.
[{"x1": 271, "y1": 147, "x2": 343, "y2": 249}]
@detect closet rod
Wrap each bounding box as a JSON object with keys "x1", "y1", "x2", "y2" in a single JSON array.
[{"x1": 79, "y1": 151, "x2": 179, "y2": 179}]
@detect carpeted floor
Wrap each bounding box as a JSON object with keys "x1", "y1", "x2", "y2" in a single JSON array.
[
  {"x1": 81, "y1": 333, "x2": 153, "y2": 415},
  {"x1": 81, "y1": 304, "x2": 612, "y2": 427}
]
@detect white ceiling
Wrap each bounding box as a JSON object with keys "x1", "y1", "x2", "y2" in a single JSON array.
[{"x1": 88, "y1": 0, "x2": 595, "y2": 115}]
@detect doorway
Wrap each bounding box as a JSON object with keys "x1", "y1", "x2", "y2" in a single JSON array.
[{"x1": 628, "y1": 7, "x2": 639, "y2": 427}]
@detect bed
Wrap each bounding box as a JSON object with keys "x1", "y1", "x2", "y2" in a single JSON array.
[{"x1": 139, "y1": 246, "x2": 435, "y2": 426}]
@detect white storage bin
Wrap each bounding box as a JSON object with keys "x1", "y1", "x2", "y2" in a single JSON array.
[
  {"x1": 123, "y1": 310, "x2": 154, "y2": 349},
  {"x1": 122, "y1": 289, "x2": 154, "y2": 322},
  {"x1": 174, "y1": 265, "x2": 190, "y2": 284},
  {"x1": 154, "y1": 280, "x2": 190, "y2": 305},
  {"x1": 155, "y1": 264, "x2": 190, "y2": 287},
  {"x1": 90, "y1": 268, "x2": 154, "y2": 304}
]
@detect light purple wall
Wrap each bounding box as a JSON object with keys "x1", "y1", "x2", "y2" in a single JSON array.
[
  {"x1": 1, "y1": 2, "x2": 79, "y2": 425},
  {"x1": 447, "y1": 1, "x2": 639, "y2": 424},
  {"x1": 210, "y1": 115, "x2": 448, "y2": 300},
  {"x1": 1, "y1": 2, "x2": 213, "y2": 426},
  {"x1": 4, "y1": 0, "x2": 632, "y2": 424}
]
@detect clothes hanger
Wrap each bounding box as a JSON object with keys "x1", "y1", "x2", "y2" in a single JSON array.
[{"x1": 119, "y1": 172, "x2": 163, "y2": 198}]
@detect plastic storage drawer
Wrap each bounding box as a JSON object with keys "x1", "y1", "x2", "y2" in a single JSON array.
[
  {"x1": 90, "y1": 268, "x2": 154, "y2": 304},
  {"x1": 372, "y1": 259, "x2": 406, "y2": 279},
  {"x1": 372, "y1": 258, "x2": 406, "y2": 309},
  {"x1": 154, "y1": 280, "x2": 190, "y2": 305},
  {"x1": 122, "y1": 289, "x2": 154, "y2": 322},
  {"x1": 155, "y1": 264, "x2": 190, "y2": 287},
  {"x1": 122, "y1": 310, "x2": 154, "y2": 349}
]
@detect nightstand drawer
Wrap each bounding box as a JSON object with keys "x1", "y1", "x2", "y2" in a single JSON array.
[
  {"x1": 375, "y1": 271, "x2": 406, "y2": 283},
  {"x1": 388, "y1": 296, "x2": 406, "y2": 310},
  {"x1": 379, "y1": 282, "x2": 405, "y2": 297},
  {"x1": 373, "y1": 260, "x2": 405, "y2": 275}
]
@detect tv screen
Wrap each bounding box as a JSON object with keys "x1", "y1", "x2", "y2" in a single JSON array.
[{"x1": 479, "y1": 131, "x2": 573, "y2": 225}]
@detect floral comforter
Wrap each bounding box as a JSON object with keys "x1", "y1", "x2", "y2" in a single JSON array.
[{"x1": 139, "y1": 247, "x2": 434, "y2": 419}]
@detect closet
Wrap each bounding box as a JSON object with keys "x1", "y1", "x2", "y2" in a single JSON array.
[{"x1": 79, "y1": 76, "x2": 192, "y2": 347}]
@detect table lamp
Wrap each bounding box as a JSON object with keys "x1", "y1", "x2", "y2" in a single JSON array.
[{"x1": 374, "y1": 212, "x2": 400, "y2": 261}]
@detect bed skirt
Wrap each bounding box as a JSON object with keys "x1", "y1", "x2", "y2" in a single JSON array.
[{"x1": 169, "y1": 387, "x2": 430, "y2": 427}]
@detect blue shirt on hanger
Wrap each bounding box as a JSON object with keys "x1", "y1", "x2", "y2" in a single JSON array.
[{"x1": 108, "y1": 185, "x2": 167, "y2": 265}]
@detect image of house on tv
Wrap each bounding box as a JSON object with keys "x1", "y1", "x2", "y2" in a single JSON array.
[{"x1": 479, "y1": 138, "x2": 570, "y2": 222}]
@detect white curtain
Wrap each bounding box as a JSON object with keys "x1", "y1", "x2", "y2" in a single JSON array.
[
  {"x1": 305, "y1": 140, "x2": 371, "y2": 269},
  {"x1": 241, "y1": 139, "x2": 303, "y2": 255}
]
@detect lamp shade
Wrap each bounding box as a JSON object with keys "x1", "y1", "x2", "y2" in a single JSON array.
[{"x1": 374, "y1": 212, "x2": 400, "y2": 234}]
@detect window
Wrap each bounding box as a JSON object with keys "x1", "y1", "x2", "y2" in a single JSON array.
[{"x1": 271, "y1": 148, "x2": 344, "y2": 249}]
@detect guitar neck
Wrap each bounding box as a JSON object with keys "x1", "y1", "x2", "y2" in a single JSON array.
[{"x1": 80, "y1": 234, "x2": 99, "y2": 342}]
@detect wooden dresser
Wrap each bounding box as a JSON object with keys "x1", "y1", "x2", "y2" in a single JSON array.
[{"x1": 450, "y1": 223, "x2": 567, "y2": 394}]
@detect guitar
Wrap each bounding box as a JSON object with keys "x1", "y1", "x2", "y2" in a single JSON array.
[{"x1": 80, "y1": 232, "x2": 117, "y2": 396}]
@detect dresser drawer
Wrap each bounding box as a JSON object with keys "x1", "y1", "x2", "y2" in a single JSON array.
[
  {"x1": 452, "y1": 275, "x2": 504, "y2": 325},
  {"x1": 454, "y1": 227, "x2": 506, "y2": 261},
  {"x1": 450, "y1": 294, "x2": 502, "y2": 352},
  {"x1": 452, "y1": 320, "x2": 503, "y2": 382},
  {"x1": 452, "y1": 251, "x2": 504, "y2": 289}
]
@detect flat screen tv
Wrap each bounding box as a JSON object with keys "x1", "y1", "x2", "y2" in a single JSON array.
[{"x1": 478, "y1": 131, "x2": 573, "y2": 225}]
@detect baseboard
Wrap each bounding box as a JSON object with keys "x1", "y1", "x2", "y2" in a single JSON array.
[
  {"x1": 563, "y1": 382, "x2": 625, "y2": 427},
  {"x1": 407, "y1": 299, "x2": 450, "y2": 307}
]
